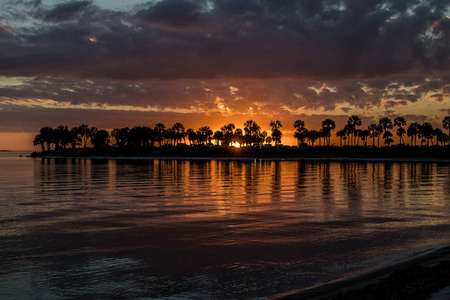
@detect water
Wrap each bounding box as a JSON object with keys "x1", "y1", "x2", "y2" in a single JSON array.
[{"x1": 0, "y1": 152, "x2": 449, "y2": 299}]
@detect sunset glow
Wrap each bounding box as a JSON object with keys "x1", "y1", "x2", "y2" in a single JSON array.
[{"x1": 0, "y1": 0, "x2": 449, "y2": 150}]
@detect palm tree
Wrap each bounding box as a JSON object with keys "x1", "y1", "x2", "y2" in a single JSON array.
[
  {"x1": 383, "y1": 131, "x2": 394, "y2": 146},
  {"x1": 154, "y1": 123, "x2": 166, "y2": 146},
  {"x1": 244, "y1": 120, "x2": 262, "y2": 145},
  {"x1": 376, "y1": 124, "x2": 383, "y2": 147},
  {"x1": 407, "y1": 123, "x2": 420, "y2": 146},
  {"x1": 38, "y1": 127, "x2": 54, "y2": 151},
  {"x1": 142, "y1": 126, "x2": 156, "y2": 147},
  {"x1": 435, "y1": 129, "x2": 449, "y2": 146},
  {"x1": 55, "y1": 125, "x2": 71, "y2": 149},
  {"x1": 359, "y1": 129, "x2": 370, "y2": 147},
  {"x1": 394, "y1": 117, "x2": 407, "y2": 144},
  {"x1": 343, "y1": 124, "x2": 353, "y2": 146},
  {"x1": 221, "y1": 123, "x2": 235, "y2": 146},
  {"x1": 396, "y1": 127, "x2": 406, "y2": 145},
  {"x1": 321, "y1": 119, "x2": 336, "y2": 146},
  {"x1": 336, "y1": 130, "x2": 347, "y2": 146},
  {"x1": 433, "y1": 128, "x2": 446, "y2": 146},
  {"x1": 198, "y1": 126, "x2": 213, "y2": 145},
  {"x1": 172, "y1": 123, "x2": 185, "y2": 146},
  {"x1": 112, "y1": 127, "x2": 130, "y2": 147},
  {"x1": 307, "y1": 130, "x2": 320, "y2": 147},
  {"x1": 213, "y1": 130, "x2": 224, "y2": 146},
  {"x1": 294, "y1": 129, "x2": 308, "y2": 146},
  {"x1": 69, "y1": 127, "x2": 82, "y2": 149},
  {"x1": 294, "y1": 120, "x2": 306, "y2": 131},
  {"x1": 270, "y1": 120, "x2": 283, "y2": 146},
  {"x1": 355, "y1": 129, "x2": 364, "y2": 146},
  {"x1": 443, "y1": 116, "x2": 450, "y2": 145},
  {"x1": 379, "y1": 118, "x2": 393, "y2": 146},
  {"x1": 187, "y1": 129, "x2": 197, "y2": 145},
  {"x1": 368, "y1": 124, "x2": 378, "y2": 147},
  {"x1": 78, "y1": 124, "x2": 91, "y2": 148},
  {"x1": 91, "y1": 130, "x2": 110, "y2": 148},
  {"x1": 347, "y1": 115, "x2": 362, "y2": 146},
  {"x1": 33, "y1": 134, "x2": 45, "y2": 151},
  {"x1": 166, "y1": 128, "x2": 176, "y2": 145},
  {"x1": 293, "y1": 120, "x2": 307, "y2": 146},
  {"x1": 419, "y1": 123, "x2": 435, "y2": 146},
  {"x1": 234, "y1": 128, "x2": 244, "y2": 145},
  {"x1": 258, "y1": 130, "x2": 267, "y2": 145}
]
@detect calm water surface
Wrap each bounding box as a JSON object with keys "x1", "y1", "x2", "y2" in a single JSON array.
[{"x1": 0, "y1": 152, "x2": 449, "y2": 299}]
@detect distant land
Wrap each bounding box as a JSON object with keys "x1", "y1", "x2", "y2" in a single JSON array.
[{"x1": 30, "y1": 145, "x2": 450, "y2": 161}]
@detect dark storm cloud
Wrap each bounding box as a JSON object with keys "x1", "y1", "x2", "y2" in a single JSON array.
[
  {"x1": 43, "y1": 1, "x2": 93, "y2": 22},
  {"x1": 1, "y1": 0, "x2": 450, "y2": 80},
  {"x1": 136, "y1": 0, "x2": 211, "y2": 30}
]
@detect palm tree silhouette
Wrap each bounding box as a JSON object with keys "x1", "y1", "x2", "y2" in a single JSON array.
[
  {"x1": 293, "y1": 120, "x2": 308, "y2": 146},
  {"x1": 443, "y1": 116, "x2": 450, "y2": 144},
  {"x1": 198, "y1": 126, "x2": 213, "y2": 145},
  {"x1": 383, "y1": 131, "x2": 394, "y2": 146},
  {"x1": 78, "y1": 124, "x2": 91, "y2": 148},
  {"x1": 419, "y1": 123, "x2": 435, "y2": 146},
  {"x1": 321, "y1": 119, "x2": 336, "y2": 146},
  {"x1": 69, "y1": 127, "x2": 81, "y2": 149},
  {"x1": 433, "y1": 128, "x2": 448, "y2": 146},
  {"x1": 221, "y1": 123, "x2": 235, "y2": 146},
  {"x1": 347, "y1": 115, "x2": 362, "y2": 146},
  {"x1": 307, "y1": 130, "x2": 320, "y2": 147},
  {"x1": 213, "y1": 130, "x2": 224, "y2": 146},
  {"x1": 394, "y1": 117, "x2": 407, "y2": 145},
  {"x1": 154, "y1": 123, "x2": 166, "y2": 146},
  {"x1": 407, "y1": 123, "x2": 419, "y2": 146},
  {"x1": 360, "y1": 129, "x2": 370, "y2": 147},
  {"x1": 368, "y1": 124, "x2": 378, "y2": 147},
  {"x1": 33, "y1": 134, "x2": 45, "y2": 151},
  {"x1": 336, "y1": 129, "x2": 346, "y2": 146},
  {"x1": 39, "y1": 127, "x2": 54, "y2": 151},
  {"x1": 244, "y1": 120, "x2": 262, "y2": 145},
  {"x1": 270, "y1": 120, "x2": 283, "y2": 146},
  {"x1": 379, "y1": 117, "x2": 393, "y2": 146},
  {"x1": 234, "y1": 128, "x2": 244, "y2": 146},
  {"x1": 186, "y1": 129, "x2": 197, "y2": 145},
  {"x1": 172, "y1": 123, "x2": 185, "y2": 146},
  {"x1": 91, "y1": 130, "x2": 110, "y2": 148},
  {"x1": 112, "y1": 127, "x2": 130, "y2": 147}
]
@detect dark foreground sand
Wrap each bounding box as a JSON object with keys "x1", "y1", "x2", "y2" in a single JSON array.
[{"x1": 272, "y1": 246, "x2": 450, "y2": 300}]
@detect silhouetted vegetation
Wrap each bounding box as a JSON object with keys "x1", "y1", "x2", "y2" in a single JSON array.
[{"x1": 31, "y1": 116, "x2": 450, "y2": 158}]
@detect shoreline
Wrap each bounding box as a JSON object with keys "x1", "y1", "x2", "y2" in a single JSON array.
[
  {"x1": 271, "y1": 245, "x2": 450, "y2": 300},
  {"x1": 28, "y1": 155, "x2": 450, "y2": 163},
  {"x1": 28, "y1": 145, "x2": 450, "y2": 162}
]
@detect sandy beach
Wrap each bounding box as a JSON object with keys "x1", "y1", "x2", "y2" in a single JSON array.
[{"x1": 272, "y1": 246, "x2": 450, "y2": 300}]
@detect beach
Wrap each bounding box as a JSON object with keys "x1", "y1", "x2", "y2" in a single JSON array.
[{"x1": 273, "y1": 246, "x2": 450, "y2": 300}]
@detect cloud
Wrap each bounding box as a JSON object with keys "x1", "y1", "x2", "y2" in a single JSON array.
[
  {"x1": 0, "y1": 0, "x2": 449, "y2": 80},
  {"x1": 42, "y1": 1, "x2": 93, "y2": 22},
  {"x1": 136, "y1": 0, "x2": 211, "y2": 31},
  {"x1": 2, "y1": 0, "x2": 450, "y2": 150}
]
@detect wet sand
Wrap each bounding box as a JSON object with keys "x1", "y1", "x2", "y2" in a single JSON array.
[{"x1": 272, "y1": 246, "x2": 450, "y2": 300}]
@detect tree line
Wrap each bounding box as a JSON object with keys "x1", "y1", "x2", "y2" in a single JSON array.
[
  {"x1": 33, "y1": 120, "x2": 283, "y2": 151},
  {"x1": 294, "y1": 116, "x2": 450, "y2": 147},
  {"x1": 33, "y1": 116, "x2": 450, "y2": 151}
]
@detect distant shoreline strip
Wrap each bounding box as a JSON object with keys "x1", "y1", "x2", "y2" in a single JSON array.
[{"x1": 29, "y1": 155, "x2": 450, "y2": 163}]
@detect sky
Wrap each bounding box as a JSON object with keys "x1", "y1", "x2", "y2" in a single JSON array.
[{"x1": 1, "y1": 0, "x2": 450, "y2": 150}]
